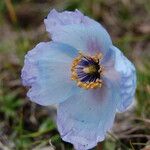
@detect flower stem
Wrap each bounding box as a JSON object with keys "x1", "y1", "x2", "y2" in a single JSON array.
[{"x1": 97, "y1": 142, "x2": 103, "y2": 150}]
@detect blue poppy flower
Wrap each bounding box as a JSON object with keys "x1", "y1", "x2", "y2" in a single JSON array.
[{"x1": 21, "y1": 9, "x2": 136, "y2": 150}]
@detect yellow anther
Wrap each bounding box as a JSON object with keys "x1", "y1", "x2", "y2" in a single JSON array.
[
  {"x1": 77, "y1": 81, "x2": 82, "y2": 87},
  {"x1": 97, "y1": 53, "x2": 103, "y2": 59}
]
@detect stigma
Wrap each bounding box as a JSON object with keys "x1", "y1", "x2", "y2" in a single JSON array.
[{"x1": 71, "y1": 52, "x2": 104, "y2": 90}]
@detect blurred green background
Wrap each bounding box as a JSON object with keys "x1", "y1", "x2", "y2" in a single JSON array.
[{"x1": 0, "y1": 0, "x2": 150, "y2": 149}]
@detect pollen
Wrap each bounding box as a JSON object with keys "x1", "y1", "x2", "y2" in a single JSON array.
[{"x1": 71, "y1": 51, "x2": 104, "y2": 90}]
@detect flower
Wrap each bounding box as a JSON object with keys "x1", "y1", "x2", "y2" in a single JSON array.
[{"x1": 21, "y1": 9, "x2": 136, "y2": 150}]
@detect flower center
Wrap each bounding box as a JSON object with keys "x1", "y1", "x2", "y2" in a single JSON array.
[{"x1": 71, "y1": 52, "x2": 104, "y2": 90}]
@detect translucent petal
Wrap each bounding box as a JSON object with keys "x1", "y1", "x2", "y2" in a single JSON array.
[
  {"x1": 21, "y1": 42, "x2": 78, "y2": 105},
  {"x1": 44, "y1": 9, "x2": 100, "y2": 34},
  {"x1": 57, "y1": 79, "x2": 119, "y2": 150},
  {"x1": 44, "y1": 9, "x2": 112, "y2": 56},
  {"x1": 111, "y1": 46, "x2": 136, "y2": 112}
]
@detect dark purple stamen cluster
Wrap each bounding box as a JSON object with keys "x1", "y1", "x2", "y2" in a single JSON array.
[{"x1": 76, "y1": 56, "x2": 100, "y2": 83}]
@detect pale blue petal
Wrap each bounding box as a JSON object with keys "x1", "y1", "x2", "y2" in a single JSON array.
[
  {"x1": 44, "y1": 9, "x2": 112, "y2": 56},
  {"x1": 44, "y1": 9, "x2": 85, "y2": 33},
  {"x1": 57, "y1": 79, "x2": 119, "y2": 150},
  {"x1": 21, "y1": 42, "x2": 78, "y2": 106},
  {"x1": 101, "y1": 46, "x2": 115, "y2": 68},
  {"x1": 44, "y1": 9, "x2": 101, "y2": 35},
  {"x1": 111, "y1": 46, "x2": 136, "y2": 112},
  {"x1": 53, "y1": 25, "x2": 112, "y2": 56}
]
